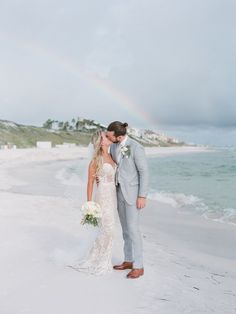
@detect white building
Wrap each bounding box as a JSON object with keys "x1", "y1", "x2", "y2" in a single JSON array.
[
  {"x1": 0, "y1": 143, "x2": 17, "y2": 149},
  {"x1": 55, "y1": 143, "x2": 77, "y2": 148},
  {"x1": 36, "y1": 141, "x2": 52, "y2": 148}
]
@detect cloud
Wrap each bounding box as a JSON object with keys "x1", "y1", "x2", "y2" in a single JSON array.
[{"x1": 0, "y1": 0, "x2": 236, "y2": 130}]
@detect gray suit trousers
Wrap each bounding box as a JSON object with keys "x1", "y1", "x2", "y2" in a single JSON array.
[{"x1": 117, "y1": 185, "x2": 143, "y2": 268}]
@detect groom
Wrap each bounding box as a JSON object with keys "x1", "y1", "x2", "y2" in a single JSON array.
[{"x1": 106, "y1": 121, "x2": 149, "y2": 279}]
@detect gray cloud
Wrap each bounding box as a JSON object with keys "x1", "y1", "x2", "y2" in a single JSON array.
[{"x1": 0, "y1": 0, "x2": 236, "y2": 131}]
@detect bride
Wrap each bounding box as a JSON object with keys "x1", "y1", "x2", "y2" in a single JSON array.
[{"x1": 68, "y1": 130, "x2": 117, "y2": 275}]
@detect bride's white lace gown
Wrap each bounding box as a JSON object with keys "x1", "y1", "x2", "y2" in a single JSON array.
[{"x1": 69, "y1": 162, "x2": 117, "y2": 275}]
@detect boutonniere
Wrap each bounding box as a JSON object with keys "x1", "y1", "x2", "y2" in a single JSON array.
[{"x1": 120, "y1": 145, "x2": 131, "y2": 158}]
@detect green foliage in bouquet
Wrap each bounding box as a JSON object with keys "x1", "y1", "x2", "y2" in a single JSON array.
[{"x1": 81, "y1": 214, "x2": 99, "y2": 227}]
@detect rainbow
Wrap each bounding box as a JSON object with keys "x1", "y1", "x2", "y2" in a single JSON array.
[{"x1": 29, "y1": 42, "x2": 154, "y2": 126}]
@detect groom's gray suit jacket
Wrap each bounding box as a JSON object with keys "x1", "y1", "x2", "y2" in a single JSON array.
[{"x1": 110, "y1": 136, "x2": 149, "y2": 205}]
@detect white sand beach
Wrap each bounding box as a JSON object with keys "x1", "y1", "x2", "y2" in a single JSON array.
[{"x1": 0, "y1": 146, "x2": 235, "y2": 314}]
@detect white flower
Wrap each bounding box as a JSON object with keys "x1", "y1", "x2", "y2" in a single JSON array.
[
  {"x1": 120, "y1": 145, "x2": 131, "y2": 158},
  {"x1": 81, "y1": 201, "x2": 102, "y2": 226}
]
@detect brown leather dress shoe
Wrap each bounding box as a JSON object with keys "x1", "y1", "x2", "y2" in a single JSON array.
[
  {"x1": 126, "y1": 268, "x2": 144, "y2": 279},
  {"x1": 113, "y1": 261, "x2": 133, "y2": 270}
]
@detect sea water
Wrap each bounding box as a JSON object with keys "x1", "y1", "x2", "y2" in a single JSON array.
[{"x1": 148, "y1": 147, "x2": 236, "y2": 225}]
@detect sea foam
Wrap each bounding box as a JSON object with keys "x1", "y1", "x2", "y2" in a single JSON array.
[{"x1": 148, "y1": 190, "x2": 236, "y2": 226}]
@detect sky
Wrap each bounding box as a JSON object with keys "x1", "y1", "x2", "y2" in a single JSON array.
[{"x1": 0, "y1": 0, "x2": 236, "y2": 146}]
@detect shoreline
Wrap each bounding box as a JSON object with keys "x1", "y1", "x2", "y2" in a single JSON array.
[
  {"x1": 0, "y1": 145, "x2": 212, "y2": 164},
  {"x1": 145, "y1": 145, "x2": 213, "y2": 156}
]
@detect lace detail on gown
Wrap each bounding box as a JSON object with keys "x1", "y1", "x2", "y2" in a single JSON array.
[{"x1": 69, "y1": 162, "x2": 117, "y2": 275}]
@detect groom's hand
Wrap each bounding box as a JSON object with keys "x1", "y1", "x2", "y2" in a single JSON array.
[{"x1": 136, "y1": 197, "x2": 146, "y2": 209}]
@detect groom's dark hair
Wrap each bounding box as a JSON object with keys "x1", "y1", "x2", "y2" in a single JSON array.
[{"x1": 107, "y1": 121, "x2": 128, "y2": 136}]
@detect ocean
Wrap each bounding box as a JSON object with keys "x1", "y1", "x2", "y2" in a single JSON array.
[{"x1": 148, "y1": 147, "x2": 236, "y2": 226}]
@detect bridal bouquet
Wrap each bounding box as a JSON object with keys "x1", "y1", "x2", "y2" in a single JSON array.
[{"x1": 80, "y1": 201, "x2": 102, "y2": 227}]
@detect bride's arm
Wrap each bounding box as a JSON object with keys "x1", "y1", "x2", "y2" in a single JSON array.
[{"x1": 87, "y1": 161, "x2": 96, "y2": 201}]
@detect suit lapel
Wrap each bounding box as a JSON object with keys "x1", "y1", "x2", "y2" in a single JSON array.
[{"x1": 119, "y1": 136, "x2": 131, "y2": 167}]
